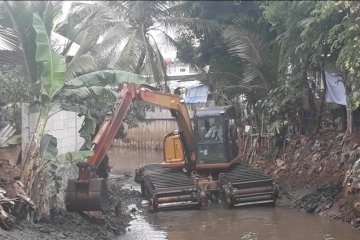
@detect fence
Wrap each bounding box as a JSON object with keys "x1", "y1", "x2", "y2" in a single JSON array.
[{"x1": 112, "y1": 101, "x2": 215, "y2": 149}]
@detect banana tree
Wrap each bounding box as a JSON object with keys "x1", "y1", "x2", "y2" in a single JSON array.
[
  {"x1": 60, "y1": 70, "x2": 147, "y2": 148},
  {"x1": 20, "y1": 13, "x2": 66, "y2": 211},
  {"x1": 23, "y1": 13, "x2": 146, "y2": 218}
]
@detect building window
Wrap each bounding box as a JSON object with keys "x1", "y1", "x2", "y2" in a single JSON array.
[{"x1": 179, "y1": 68, "x2": 186, "y2": 72}]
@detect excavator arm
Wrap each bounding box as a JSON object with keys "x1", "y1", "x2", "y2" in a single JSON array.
[
  {"x1": 85, "y1": 83, "x2": 196, "y2": 174},
  {"x1": 65, "y1": 82, "x2": 196, "y2": 212}
]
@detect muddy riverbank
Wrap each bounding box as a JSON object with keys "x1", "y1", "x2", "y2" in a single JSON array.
[
  {"x1": 248, "y1": 129, "x2": 360, "y2": 229},
  {"x1": 0, "y1": 175, "x2": 142, "y2": 240}
]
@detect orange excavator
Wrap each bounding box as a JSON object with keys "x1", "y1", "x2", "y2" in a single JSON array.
[{"x1": 65, "y1": 83, "x2": 277, "y2": 212}]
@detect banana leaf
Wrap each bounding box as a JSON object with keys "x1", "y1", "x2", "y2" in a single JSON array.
[
  {"x1": 33, "y1": 13, "x2": 65, "y2": 100},
  {"x1": 40, "y1": 134, "x2": 58, "y2": 161},
  {"x1": 0, "y1": 135, "x2": 21, "y2": 148},
  {"x1": 57, "y1": 150, "x2": 93, "y2": 163},
  {"x1": 60, "y1": 86, "x2": 118, "y2": 99}
]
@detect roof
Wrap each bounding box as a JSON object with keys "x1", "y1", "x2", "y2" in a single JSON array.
[
  {"x1": 195, "y1": 105, "x2": 235, "y2": 118},
  {"x1": 167, "y1": 80, "x2": 203, "y2": 91}
]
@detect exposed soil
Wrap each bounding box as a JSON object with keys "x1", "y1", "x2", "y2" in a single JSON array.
[
  {"x1": 248, "y1": 129, "x2": 360, "y2": 229},
  {"x1": 0, "y1": 175, "x2": 142, "y2": 240}
]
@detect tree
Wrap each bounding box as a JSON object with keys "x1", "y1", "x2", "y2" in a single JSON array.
[
  {"x1": 60, "y1": 1, "x2": 219, "y2": 88},
  {"x1": 177, "y1": 1, "x2": 360, "y2": 137},
  {"x1": 1, "y1": 1, "x2": 146, "y2": 219}
]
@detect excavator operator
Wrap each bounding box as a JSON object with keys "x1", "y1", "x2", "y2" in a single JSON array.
[{"x1": 205, "y1": 118, "x2": 223, "y2": 141}]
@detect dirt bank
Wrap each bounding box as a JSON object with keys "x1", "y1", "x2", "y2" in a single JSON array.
[
  {"x1": 0, "y1": 175, "x2": 142, "y2": 240},
  {"x1": 248, "y1": 129, "x2": 360, "y2": 229}
]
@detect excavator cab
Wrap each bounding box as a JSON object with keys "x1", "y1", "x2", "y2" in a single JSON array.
[{"x1": 194, "y1": 106, "x2": 238, "y2": 164}]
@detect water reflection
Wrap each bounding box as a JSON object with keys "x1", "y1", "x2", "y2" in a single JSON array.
[
  {"x1": 120, "y1": 207, "x2": 359, "y2": 240},
  {"x1": 108, "y1": 146, "x2": 163, "y2": 176},
  {"x1": 110, "y1": 147, "x2": 360, "y2": 240}
]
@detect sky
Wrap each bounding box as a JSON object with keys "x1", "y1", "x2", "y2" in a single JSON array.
[{"x1": 61, "y1": 1, "x2": 177, "y2": 59}]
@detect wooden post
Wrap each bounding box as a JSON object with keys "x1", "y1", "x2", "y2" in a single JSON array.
[{"x1": 346, "y1": 96, "x2": 352, "y2": 135}]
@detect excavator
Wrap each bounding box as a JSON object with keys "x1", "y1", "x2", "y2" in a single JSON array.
[{"x1": 65, "y1": 83, "x2": 277, "y2": 212}]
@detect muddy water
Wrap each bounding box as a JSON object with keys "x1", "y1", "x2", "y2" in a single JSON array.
[{"x1": 108, "y1": 147, "x2": 360, "y2": 240}]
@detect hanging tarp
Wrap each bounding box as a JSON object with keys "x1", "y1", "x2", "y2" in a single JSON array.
[
  {"x1": 325, "y1": 71, "x2": 347, "y2": 106},
  {"x1": 184, "y1": 85, "x2": 209, "y2": 103}
]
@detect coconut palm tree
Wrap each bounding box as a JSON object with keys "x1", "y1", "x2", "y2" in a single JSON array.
[
  {"x1": 60, "y1": 1, "x2": 220, "y2": 88},
  {"x1": 0, "y1": 1, "x2": 98, "y2": 86},
  {"x1": 222, "y1": 21, "x2": 280, "y2": 96}
]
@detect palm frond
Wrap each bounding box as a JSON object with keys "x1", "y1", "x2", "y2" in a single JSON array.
[
  {"x1": 148, "y1": 33, "x2": 168, "y2": 83},
  {"x1": 155, "y1": 29, "x2": 180, "y2": 52},
  {"x1": 0, "y1": 27, "x2": 19, "y2": 51},
  {"x1": 165, "y1": 1, "x2": 194, "y2": 17},
  {"x1": 161, "y1": 18, "x2": 222, "y2": 36},
  {"x1": 3, "y1": 1, "x2": 62, "y2": 84},
  {"x1": 100, "y1": 1, "x2": 129, "y2": 14},
  {"x1": 143, "y1": 36, "x2": 162, "y2": 83},
  {"x1": 0, "y1": 50, "x2": 27, "y2": 80},
  {"x1": 3, "y1": 1, "x2": 38, "y2": 83},
  {"x1": 93, "y1": 24, "x2": 133, "y2": 59},
  {"x1": 113, "y1": 29, "x2": 145, "y2": 73},
  {"x1": 223, "y1": 26, "x2": 278, "y2": 91},
  {"x1": 58, "y1": 2, "x2": 116, "y2": 43},
  {"x1": 65, "y1": 54, "x2": 97, "y2": 81},
  {"x1": 224, "y1": 27, "x2": 265, "y2": 63}
]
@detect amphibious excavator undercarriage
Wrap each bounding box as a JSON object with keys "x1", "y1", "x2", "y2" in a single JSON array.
[
  {"x1": 65, "y1": 83, "x2": 277, "y2": 212},
  {"x1": 135, "y1": 162, "x2": 276, "y2": 210}
]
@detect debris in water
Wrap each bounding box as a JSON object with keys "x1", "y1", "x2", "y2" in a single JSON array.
[
  {"x1": 241, "y1": 232, "x2": 258, "y2": 240},
  {"x1": 141, "y1": 200, "x2": 149, "y2": 207}
]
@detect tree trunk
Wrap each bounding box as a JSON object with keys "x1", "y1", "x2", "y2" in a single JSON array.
[
  {"x1": 20, "y1": 105, "x2": 50, "y2": 219},
  {"x1": 316, "y1": 67, "x2": 327, "y2": 133}
]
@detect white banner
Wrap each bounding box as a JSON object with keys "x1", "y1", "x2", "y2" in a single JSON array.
[{"x1": 324, "y1": 71, "x2": 347, "y2": 106}]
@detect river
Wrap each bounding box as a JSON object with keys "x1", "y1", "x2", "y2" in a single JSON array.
[{"x1": 108, "y1": 146, "x2": 360, "y2": 240}]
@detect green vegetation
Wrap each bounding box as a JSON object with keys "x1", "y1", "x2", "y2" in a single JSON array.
[{"x1": 176, "y1": 1, "x2": 360, "y2": 136}]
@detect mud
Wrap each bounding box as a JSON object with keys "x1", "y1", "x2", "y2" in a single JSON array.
[
  {"x1": 0, "y1": 175, "x2": 142, "y2": 240},
  {"x1": 249, "y1": 129, "x2": 360, "y2": 229},
  {"x1": 293, "y1": 184, "x2": 342, "y2": 214}
]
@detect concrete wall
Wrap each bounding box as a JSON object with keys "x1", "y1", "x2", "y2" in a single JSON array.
[
  {"x1": 22, "y1": 103, "x2": 84, "y2": 159},
  {"x1": 44, "y1": 110, "x2": 84, "y2": 154}
]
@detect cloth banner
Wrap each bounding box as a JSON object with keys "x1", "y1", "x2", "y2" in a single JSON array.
[
  {"x1": 184, "y1": 85, "x2": 209, "y2": 103},
  {"x1": 324, "y1": 71, "x2": 347, "y2": 106}
]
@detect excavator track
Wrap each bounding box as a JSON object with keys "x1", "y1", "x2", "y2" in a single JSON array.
[
  {"x1": 219, "y1": 163, "x2": 277, "y2": 208},
  {"x1": 135, "y1": 164, "x2": 204, "y2": 211},
  {"x1": 136, "y1": 162, "x2": 277, "y2": 211}
]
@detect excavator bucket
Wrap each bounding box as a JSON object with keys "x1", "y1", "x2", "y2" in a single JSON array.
[{"x1": 65, "y1": 178, "x2": 110, "y2": 212}]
